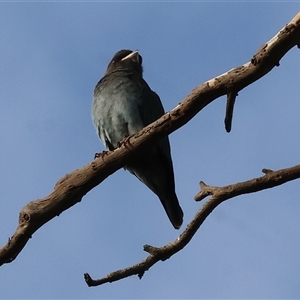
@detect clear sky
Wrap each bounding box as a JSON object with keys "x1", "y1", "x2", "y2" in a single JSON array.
[{"x1": 1, "y1": 2, "x2": 300, "y2": 299}]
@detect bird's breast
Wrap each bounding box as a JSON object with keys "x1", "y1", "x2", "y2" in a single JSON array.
[{"x1": 93, "y1": 76, "x2": 145, "y2": 148}]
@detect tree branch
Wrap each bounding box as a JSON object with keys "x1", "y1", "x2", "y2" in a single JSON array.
[
  {"x1": 84, "y1": 164, "x2": 300, "y2": 286},
  {"x1": 224, "y1": 89, "x2": 237, "y2": 133},
  {"x1": 1, "y1": 12, "x2": 299, "y2": 269}
]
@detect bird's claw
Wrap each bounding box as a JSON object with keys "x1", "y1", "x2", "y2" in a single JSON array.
[
  {"x1": 94, "y1": 151, "x2": 109, "y2": 159},
  {"x1": 118, "y1": 135, "x2": 131, "y2": 148}
]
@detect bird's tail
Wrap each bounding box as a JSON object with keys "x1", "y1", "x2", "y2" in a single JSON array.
[{"x1": 160, "y1": 193, "x2": 183, "y2": 229}]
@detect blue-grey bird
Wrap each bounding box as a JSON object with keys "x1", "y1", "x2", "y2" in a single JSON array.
[{"x1": 92, "y1": 49, "x2": 183, "y2": 229}]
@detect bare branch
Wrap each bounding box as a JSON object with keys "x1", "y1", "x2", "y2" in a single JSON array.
[
  {"x1": 1, "y1": 12, "x2": 300, "y2": 268},
  {"x1": 84, "y1": 164, "x2": 300, "y2": 286}
]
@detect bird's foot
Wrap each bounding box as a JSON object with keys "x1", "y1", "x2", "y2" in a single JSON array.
[
  {"x1": 94, "y1": 151, "x2": 109, "y2": 159},
  {"x1": 118, "y1": 135, "x2": 132, "y2": 148}
]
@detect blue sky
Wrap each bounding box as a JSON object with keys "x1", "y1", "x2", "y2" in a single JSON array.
[{"x1": 1, "y1": 3, "x2": 300, "y2": 299}]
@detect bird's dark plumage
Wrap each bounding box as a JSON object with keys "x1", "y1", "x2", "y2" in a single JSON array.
[{"x1": 92, "y1": 49, "x2": 183, "y2": 229}]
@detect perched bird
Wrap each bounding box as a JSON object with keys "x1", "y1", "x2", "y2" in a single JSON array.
[{"x1": 92, "y1": 49, "x2": 183, "y2": 229}]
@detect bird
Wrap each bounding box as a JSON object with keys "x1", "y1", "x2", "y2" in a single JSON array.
[{"x1": 92, "y1": 49, "x2": 183, "y2": 229}]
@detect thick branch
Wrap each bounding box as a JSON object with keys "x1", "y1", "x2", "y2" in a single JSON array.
[
  {"x1": 1, "y1": 12, "x2": 300, "y2": 267},
  {"x1": 84, "y1": 164, "x2": 300, "y2": 286}
]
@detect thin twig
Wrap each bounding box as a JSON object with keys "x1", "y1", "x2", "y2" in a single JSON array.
[{"x1": 84, "y1": 164, "x2": 300, "y2": 286}]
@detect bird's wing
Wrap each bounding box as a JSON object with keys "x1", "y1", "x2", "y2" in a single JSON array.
[
  {"x1": 138, "y1": 80, "x2": 165, "y2": 125},
  {"x1": 137, "y1": 81, "x2": 173, "y2": 158}
]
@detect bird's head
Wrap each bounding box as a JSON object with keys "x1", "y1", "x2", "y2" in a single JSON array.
[{"x1": 105, "y1": 49, "x2": 143, "y2": 76}]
